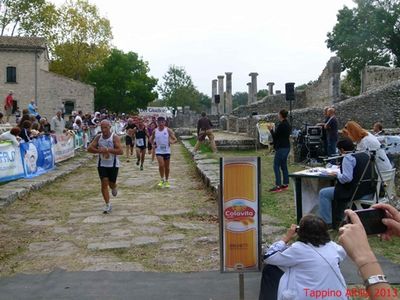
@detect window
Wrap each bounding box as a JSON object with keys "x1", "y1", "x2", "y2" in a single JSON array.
[
  {"x1": 6, "y1": 66, "x2": 16, "y2": 83},
  {"x1": 64, "y1": 100, "x2": 75, "y2": 115}
]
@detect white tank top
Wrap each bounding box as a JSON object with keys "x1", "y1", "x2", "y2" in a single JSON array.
[
  {"x1": 98, "y1": 133, "x2": 120, "y2": 168},
  {"x1": 154, "y1": 127, "x2": 170, "y2": 154}
]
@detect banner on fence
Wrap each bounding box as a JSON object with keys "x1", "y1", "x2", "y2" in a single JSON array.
[
  {"x1": 20, "y1": 135, "x2": 55, "y2": 177},
  {"x1": 0, "y1": 141, "x2": 25, "y2": 182},
  {"x1": 53, "y1": 134, "x2": 75, "y2": 163}
]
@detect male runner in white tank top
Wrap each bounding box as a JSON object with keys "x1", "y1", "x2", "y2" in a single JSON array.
[
  {"x1": 149, "y1": 116, "x2": 177, "y2": 188},
  {"x1": 88, "y1": 120, "x2": 123, "y2": 213}
]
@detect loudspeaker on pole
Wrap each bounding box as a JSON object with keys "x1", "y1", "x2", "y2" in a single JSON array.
[{"x1": 285, "y1": 82, "x2": 295, "y2": 101}]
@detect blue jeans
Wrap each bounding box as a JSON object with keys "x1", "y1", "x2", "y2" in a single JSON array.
[
  {"x1": 319, "y1": 187, "x2": 373, "y2": 224},
  {"x1": 273, "y1": 148, "x2": 290, "y2": 186},
  {"x1": 319, "y1": 187, "x2": 335, "y2": 224}
]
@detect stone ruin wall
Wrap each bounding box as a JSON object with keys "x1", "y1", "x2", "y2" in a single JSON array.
[
  {"x1": 361, "y1": 66, "x2": 400, "y2": 93},
  {"x1": 225, "y1": 79, "x2": 400, "y2": 138}
]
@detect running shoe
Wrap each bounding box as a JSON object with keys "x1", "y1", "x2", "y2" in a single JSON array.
[
  {"x1": 103, "y1": 203, "x2": 112, "y2": 214},
  {"x1": 111, "y1": 187, "x2": 118, "y2": 197},
  {"x1": 140, "y1": 165, "x2": 143, "y2": 171},
  {"x1": 136, "y1": 159, "x2": 140, "y2": 166},
  {"x1": 157, "y1": 180, "x2": 164, "y2": 187},
  {"x1": 269, "y1": 186, "x2": 282, "y2": 193},
  {"x1": 163, "y1": 181, "x2": 170, "y2": 188}
]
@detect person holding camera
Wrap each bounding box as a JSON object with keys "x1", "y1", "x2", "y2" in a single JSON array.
[
  {"x1": 268, "y1": 109, "x2": 291, "y2": 193},
  {"x1": 319, "y1": 138, "x2": 375, "y2": 227},
  {"x1": 259, "y1": 214, "x2": 347, "y2": 300},
  {"x1": 339, "y1": 204, "x2": 400, "y2": 300}
]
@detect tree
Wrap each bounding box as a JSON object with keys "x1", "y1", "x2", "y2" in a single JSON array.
[
  {"x1": 87, "y1": 49, "x2": 158, "y2": 113},
  {"x1": 326, "y1": 0, "x2": 400, "y2": 94},
  {"x1": 257, "y1": 89, "x2": 268, "y2": 99},
  {"x1": 0, "y1": 0, "x2": 58, "y2": 37},
  {"x1": 232, "y1": 92, "x2": 248, "y2": 109},
  {"x1": 49, "y1": 0, "x2": 113, "y2": 81},
  {"x1": 157, "y1": 65, "x2": 203, "y2": 111}
]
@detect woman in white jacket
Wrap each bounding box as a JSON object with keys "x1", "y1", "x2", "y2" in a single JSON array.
[{"x1": 259, "y1": 215, "x2": 347, "y2": 300}]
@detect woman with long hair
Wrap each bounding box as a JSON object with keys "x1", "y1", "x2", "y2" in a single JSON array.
[{"x1": 344, "y1": 121, "x2": 391, "y2": 172}]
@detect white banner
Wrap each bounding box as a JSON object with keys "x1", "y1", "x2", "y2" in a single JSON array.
[
  {"x1": 0, "y1": 141, "x2": 25, "y2": 182},
  {"x1": 53, "y1": 134, "x2": 75, "y2": 163}
]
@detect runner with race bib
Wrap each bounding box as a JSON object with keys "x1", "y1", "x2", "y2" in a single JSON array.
[{"x1": 133, "y1": 118, "x2": 149, "y2": 170}]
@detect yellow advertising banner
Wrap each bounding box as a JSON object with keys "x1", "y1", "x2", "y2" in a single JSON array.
[{"x1": 220, "y1": 157, "x2": 261, "y2": 273}]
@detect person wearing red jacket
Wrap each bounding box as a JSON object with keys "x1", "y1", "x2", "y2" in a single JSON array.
[{"x1": 4, "y1": 90, "x2": 14, "y2": 123}]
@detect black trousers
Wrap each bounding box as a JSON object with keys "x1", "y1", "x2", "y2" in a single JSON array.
[{"x1": 259, "y1": 264, "x2": 284, "y2": 300}]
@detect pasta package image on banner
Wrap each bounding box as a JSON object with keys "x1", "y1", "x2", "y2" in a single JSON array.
[{"x1": 219, "y1": 157, "x2": 261, "y2": 273}]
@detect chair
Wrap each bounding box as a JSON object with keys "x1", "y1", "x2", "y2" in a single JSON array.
[{"x1": 353, "y1": 168, "x2": 396, "y2": 210}]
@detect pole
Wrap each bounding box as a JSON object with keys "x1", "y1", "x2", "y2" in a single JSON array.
[
  {"x1": 239, "y1": 273, "x2": 244, "y2": 300},
  {"x1": 289, "y1": 99, "x2": 293, "y2": 127}
]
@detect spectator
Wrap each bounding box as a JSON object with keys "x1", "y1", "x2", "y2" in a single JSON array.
[
  {"x1": 39, "y1": 118, "x2": 51, "y2": 134},
  {"x1": 324, "y1": 107, "x2": 339, "y2": 157},
  {"x1": 259, "y1": 214, "x2": 347, "y2": 300},
  {"x1": 319, "y1": 138, "x2": 375, "y2": 227},
  {"x1": 192, "y1": 112, "x2": 217, "y2": 153},
  {"x1": 27, "y1": 100, "x2": 41, "y2": 121},
  {"x1": 65, "y1": 115, "x2": 74, "y2": 130},
  {"x1": 50, "y1": 110, "x2": 66, "y2": 135},
  {"x1": 344, "y1": 121, "x2": 392, "y2": 172},
  {"x1": 3, "y1": 90, "x2": 14, "y2": 123},
  {"x1": 267, "y1": 109, "x2": 291, "y2": 193},
  {"x1": 0, "y1": 127, "x2": 21, "y2": 146},
  {"x1": 18, "y1": 111, "x2": 31, "y2": 128},
  {"x1": 373, "y1": 122, "x2": 384, "y2": 136},
  {"x1": 0, "y1": 112, "x2": 4, "y2": 124},
  {"x1": 338, "y1": 205, "x2": 400, "y2": 300},
  {"x1": 19, "y1": 120, "x2": 32, "y2": 143}
]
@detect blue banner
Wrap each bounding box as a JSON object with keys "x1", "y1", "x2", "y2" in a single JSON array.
[
  {"x1": 20, "y1": 135, "x2": 54, "y2": 178},
  {"x1": 0, "y1": 141, "x2": 25, "y2": 182}
]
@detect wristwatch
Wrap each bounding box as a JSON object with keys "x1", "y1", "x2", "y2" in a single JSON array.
[{"x1": 364, "y1": 275, "x2": 388, "y2": 288}]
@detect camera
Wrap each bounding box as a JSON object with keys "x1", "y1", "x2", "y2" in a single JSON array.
[{"x1": 342, "y1": 208, "x2": 387, "y2": 235}]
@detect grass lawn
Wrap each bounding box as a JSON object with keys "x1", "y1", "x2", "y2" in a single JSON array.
[{"x1": 203, "y1": 147, "x2": 400, "y2": 265}]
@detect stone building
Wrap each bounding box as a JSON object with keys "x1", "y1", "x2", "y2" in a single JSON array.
[{"x1": 0, "y1": 36, "x2": 94, "y2": 120}]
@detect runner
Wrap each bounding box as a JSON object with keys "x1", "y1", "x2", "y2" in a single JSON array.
[
  {"x1": 133, "y1": 118, "x2": 149, "y2": 170},
  {"x1": 150, "y1": 116, "x2": 177, "y2": 188},
  {"x1": 87, "y1": 120, "x2": 123, "y2": 213},
  {"x1": 123, "y1": 118, "x2": 136, "y2": 162},
  {"x1": 147, "y1": 121, "x2": 157, "y2": 163}
]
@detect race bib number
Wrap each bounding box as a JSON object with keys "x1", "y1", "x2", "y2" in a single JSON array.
[
  {"x1": 136, "y1": 138, "x2": 144, "y2": 147},
  {"x1": 101, "y1": 153, "x2": 112, "y2": 161},
  {"x1": 159, "y1": 144, "x2": 167, "y2": 151}
]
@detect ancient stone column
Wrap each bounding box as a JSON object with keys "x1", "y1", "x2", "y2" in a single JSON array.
[
  {"x1": 249, "y1": 72, "x2": 258, "y2": 103},
  {"x1": 327, "y1": 56, "x2": 341, "y2": 103},
  {"x1": 217, "y1": 75, "x2": 225, "y2": 115},
  {"x1": 225, "y1": 72, "x2": 232, "y2": 114},
  {"x1": 267, "y1": 82, "x2": 275, "y2": 96},
  {"x1": 247, "y1": 82, "x2": 252, "y2": 105},
  {"x1": 211, "y1": 79, "x2": 218, "y2": 115}
]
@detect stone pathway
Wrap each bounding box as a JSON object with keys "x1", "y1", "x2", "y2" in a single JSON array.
[{"x1": 0, "y1": 144, "x2": 219, "y2": 276}]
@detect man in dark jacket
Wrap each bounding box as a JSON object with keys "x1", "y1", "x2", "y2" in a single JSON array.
[
  {"x1": 268, "y1": 109, "x2": 291, "y2": 192},
  {"x1": 319, "y1": 138, "x2": 375, "y2": 227}
]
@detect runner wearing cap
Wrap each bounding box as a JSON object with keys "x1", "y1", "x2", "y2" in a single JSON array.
[{"x1": 149, "y1": 116, "x2": 177, "y2": 188}]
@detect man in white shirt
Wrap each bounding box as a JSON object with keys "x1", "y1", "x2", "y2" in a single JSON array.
[{"x1": 50, "y1": 110, "x2": 66, "y2": 135}]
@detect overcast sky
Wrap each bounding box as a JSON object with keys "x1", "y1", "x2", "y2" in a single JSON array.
[{"x1": 52, "y1": 0, "x2": 355, "y2": 97}]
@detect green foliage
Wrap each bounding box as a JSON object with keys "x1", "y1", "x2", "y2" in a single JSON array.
[
  {"x1": 87, "y1": 49, "x2": 158, "y2": 113},
  {"x1": 232, "y1": 92, "x2": 248, "y2": 109},
  {"x1": 257, "y1": 89, "x2": 268, "y2": 100},
  {"x1": 0, "y1": 0, "x2": 57, "y2": 37},
  {"x1": 157, "y1": 65, "x2": 207, "y2": 112},
  {"x1": 49, "y1": 0, "x2": 113, "y2": 81},
  {"x1": 326, "y1": 0, "x2": 400, "y2": 93}
]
